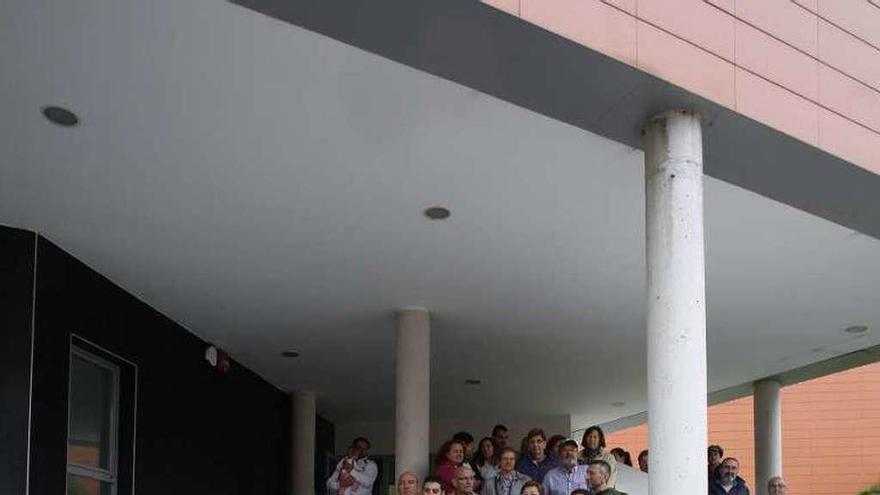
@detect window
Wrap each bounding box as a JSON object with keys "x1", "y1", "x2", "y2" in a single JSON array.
[{"x1": 66, "y1": 346, "x2": 122, "y2": 495}]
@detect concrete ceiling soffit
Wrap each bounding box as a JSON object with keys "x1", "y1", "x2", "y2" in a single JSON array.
[{"x1": 231, "y1": 0, "x2": 880, "y2": 240}]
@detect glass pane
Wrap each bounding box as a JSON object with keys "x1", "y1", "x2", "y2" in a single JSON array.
[
  {"x1": 67, "y1": 473, "x2": 113, "y2": 495},
  {"x1": 68, "y1": 354, "x2": 115, "y2": 470}
]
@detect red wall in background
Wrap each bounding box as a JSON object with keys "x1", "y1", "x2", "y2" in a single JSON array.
[{"x1": 606, "y1": 361, "x2": 880, "y2": 495}]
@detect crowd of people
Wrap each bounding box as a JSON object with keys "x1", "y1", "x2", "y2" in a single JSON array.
[
  {"x1": 327, "y1": 425, "x2": 791, "y2": 495},
  {"x1": 420, "y1": 425, "x2": 626, "y2": 495}
]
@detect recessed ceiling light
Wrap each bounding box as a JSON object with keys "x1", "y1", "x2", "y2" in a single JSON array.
[
  {"x1": 464, "y1": 378, "x2": 481, "y2": 385},
  {"x1": 281, "y1": 351, "x2": 300, "y2": 358},
  {"x1": 611, "y1": 401, "x2": 626, "y2": 407},
  {"x1": 424, "y1": 206, "x2": 451, "y2": 220},
  {"x1": 844, "y1": 325, "x2": 868, "y2": 335},
  {"x1": 41, "y1": 105, "x2": 79, "y2": 127}
]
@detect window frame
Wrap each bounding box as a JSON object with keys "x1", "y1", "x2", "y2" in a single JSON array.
[{"x1": 66, "y1": 344, "x2": 122, "y2": 495}]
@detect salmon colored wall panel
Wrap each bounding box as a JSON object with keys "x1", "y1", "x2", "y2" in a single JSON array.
[
  {"x1": 601, "y1": 0, "x2": 636, "y2": 16},
  {"x1": 735, "y1": 68, "x2": 819, "y2": 145},
  {"x1": 636, "y1": 21, "x2": 735, "y2": 108},
  {"x1": 706, "y1": 0, "x2": 735, "y2": 15},
  {"x1": 485, "y1": 0, "x2": 880, "y2": 174},
  {"x1": 736, "y1": 22, "x2": 819, "y2": 100},
  {"x1": 637, "y1": 0, "x2": 736, "y2": 60},
  {"x1": 819, "y1": 65, "x2": 880, "y2": 133},
  {"x1": 818, "y1": 0, "x2": 880, "y2": 49},
  {"x1": 794, "y1": 0, "x2": 819, "y2": 14},
  {"x1": 483, "y1": 0, "x2": 520, "y2": 16},
  {"x1": 735, "y1": 0, "x2": 818, "y2": 55},
  {"x1": 520, "y1": 0, "x2": 637, "y2": 65},
  {"x1": 818, "y1": 20, "x2": 880, "y2": 93},
  {"x1": 820, "y1": 108, "x2": 880, "y2": 174}
]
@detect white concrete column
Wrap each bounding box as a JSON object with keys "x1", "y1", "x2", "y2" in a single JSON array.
[
  {"x1": 291, "y1": 390, "x2": 316, "y2": 495},
  {"x1": 644, "y1": 110, "x2": 708, "y2": 495},
  {"x1": 754, "y1": 379, "x2": 783, "y2": 495},
  {"x1": 395, "y1": 307, "x2": 431, "y2": 480}
]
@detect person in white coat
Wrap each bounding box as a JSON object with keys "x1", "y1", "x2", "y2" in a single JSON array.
[{"x1": 327, "y1": 437, "x2": 378, "y2": 495}]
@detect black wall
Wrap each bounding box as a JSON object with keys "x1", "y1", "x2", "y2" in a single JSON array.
[
  {"x1": 27, "y1": 233, "x2": 291, "y2": 494},
  {"x1": 0, "y1": 227, "x2": 36, "y2": 495},
  {"x1": 315, "y1": 415, "x2": 335, "y2": 494}
]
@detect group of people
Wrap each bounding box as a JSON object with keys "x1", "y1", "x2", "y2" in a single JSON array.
[
  {"x1": 429, "y1": 425, "x2": 625, "y2": 495},
  {"x1": 327, "y1": 425, "x2": 790, "y2": 495}
]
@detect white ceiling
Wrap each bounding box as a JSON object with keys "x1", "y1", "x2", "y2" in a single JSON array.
[{"x1": 2, "y1": 0, "x2": 879, "y2": 427}]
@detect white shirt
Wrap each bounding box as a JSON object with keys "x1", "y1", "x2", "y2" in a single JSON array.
[
  {"x1": 327, "y1": 456, "x2": 378, "y2": 495},
  {"x1": 479, "y1": 463, "x2": 499, "y2": 482}
]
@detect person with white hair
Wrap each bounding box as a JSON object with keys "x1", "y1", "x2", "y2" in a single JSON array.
[
  {"x1": 767, "y1": 476, "x2": 788, "y2": 495},
  {"x1": 397, "y1": 472, "x2": 419, "y2": 495},
  {"x1": 451, "y1": 464, "x2": 478, "y2": 495}
]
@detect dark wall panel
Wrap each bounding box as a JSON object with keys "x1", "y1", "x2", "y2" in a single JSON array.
[
  {"x1": 315, "y1": 415, "x2": 335, "y2": 494},
  {"x1": 0, "y1": 226, "x2": 36, "y2": 495},
  {"x1": 30, "y1": 236, "x2": 290, "y2": 494}
]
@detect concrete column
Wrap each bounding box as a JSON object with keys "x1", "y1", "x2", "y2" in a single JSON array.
[
  {"x1": 754, "y1": 379, "x2": 783, "y2": 495},
  {"x1": 395, "y1": 308, "x2": 431, "y2": 480},
  {"x1": 644, "y1": 110, "x2": 708, "y2": 495},
  {"x1": 291, "y1": 390, "x2": 316, "y2": 495}
]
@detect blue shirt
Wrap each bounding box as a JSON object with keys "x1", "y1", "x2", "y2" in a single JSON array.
[
  {"x1": 541, "y1": 464, "x2": 589, "y2": 495},
  {"x1": 515, "y1": 455, "x2": 559, "y2": 483}
]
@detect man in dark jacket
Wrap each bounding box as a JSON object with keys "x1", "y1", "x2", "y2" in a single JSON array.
[
  {"x1": 709, "y1": 457, "x2": 750, "y2": 495},
  {"x1": 515, "y1": 428, "x2": 559, "y2": 483},
  {"x1": 587, "y1": 460, "x2": 629, "y2": 495}
]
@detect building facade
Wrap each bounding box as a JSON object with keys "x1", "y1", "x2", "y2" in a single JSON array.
[{"x1": 4, "y1": 1, "x2": 880, "y2": 494}]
